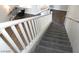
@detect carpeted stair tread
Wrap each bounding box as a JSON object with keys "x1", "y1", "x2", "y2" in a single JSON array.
[
  {"x1": 42, "y1": 36, "x2": 70, "y2": 45},
  {"x1": 45, "y1": 32, "x2": 68, "y2": 37},
  {"x1": 35, "y1": 45, "x2": 71, "y2": 53},
  {"x1": 33, "y1": 23, "x2": 72, "y2": 53},
  {"x1": 44, "y1": 33, "x2": 69, "y2": 40},
  {"x1": 39, "y1": 40, "x2": 72, "y2": 52},
  {"x1": 47, "y1": 29, "x2": 67, "y2": 33}
]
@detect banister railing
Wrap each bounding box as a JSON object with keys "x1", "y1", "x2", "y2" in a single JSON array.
[
  {"x1": 0, "y1": 14, "x2": 49, "y2": 29},
  {"x1": 0, "y1": 10, "x2": 52, "y2": 53},
  {"x1": 9, "y1": 8, "x2": 50, "y2": 21},
  {"x1": 66, "y1": 16, "x2": 79, "y2": 23},
  {"x1": 35, "y1": 8, "x2": 49, "y2": 14}
]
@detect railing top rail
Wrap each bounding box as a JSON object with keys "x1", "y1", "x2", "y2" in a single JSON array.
[
  {"x1": 0, "y1": 11, "x2": 51, "y2": 29},
  {"x1": 66, "y1": 16, "x2": 79, "y2": 23},
  {"x1": 36, "y1": 8, "x2": 49, "y2": 14}
]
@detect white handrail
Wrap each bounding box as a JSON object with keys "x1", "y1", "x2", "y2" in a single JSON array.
[
  {"x1": 0, "y1": 10, "x2": 52, "y2": 53},
  {"x1": 25, "y1": 8, "x2": 49, "y2": 15},
  {"x1": 36, "y1": 8, "x2": 49, "y2": 14},
  {"x1": 0, "y1": 13, "x2": 50, "y2": 30}
]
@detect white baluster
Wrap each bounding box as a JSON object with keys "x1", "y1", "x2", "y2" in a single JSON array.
[
  {"x1": 24, "y1": 22, "x2": 32, "y2": 41},
  {"x1": 28, "y1": 21, "x2": 34, "y2": 39},
  {"x1": 18, "y1": 23, "x2": 29, "y2": 44},
  {"x1": 31, "y1": 20, "x2": 36, "y2": 37},
  {"x1": 11, "y1": 25, "x2": 26, "y2": 48},
  {"x1": 0, "y1": 29, "x2": 20, "y2": 52},
  {"x1": 0, "y1": 37, "x2": 13, "y2": 53},
  {"x1": 34, "y1": 20, "x2": 38, "y2": 35}
]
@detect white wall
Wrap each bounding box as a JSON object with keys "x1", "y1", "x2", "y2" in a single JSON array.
[
  {"x1": 25, "y1": 5, "x2": 41, "y2": 15},
  {"x1": 66, "y1": 5, "x2": 79, "y2": 21},
  {"x1": 65, "y1": 6, "x2": 79, "y2": 52},
  {"x1": 0, "y1": 5, "x2": 9, "y2": 23},
  {"x1": 0, "y1": 5, "x2": 15, "y2": 23},
  {"x1": 49, "y1": 5, "x2": 68, "y2": 11},
  {"x1": 31, "y1": 5, "x2": 41, "y2": 14}
]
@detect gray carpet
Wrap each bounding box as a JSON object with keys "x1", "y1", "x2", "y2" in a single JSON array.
[{"x1": 33, "y1": 22, "x2": 73, "y2": 53}]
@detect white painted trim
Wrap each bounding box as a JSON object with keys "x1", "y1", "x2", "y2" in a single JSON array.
[
  {"x1": 0, "y1": 14, "x2": 50, "y2": 29},
  {"x1": 24, "y1": 22, "x2": 32, "y2": 41},
  {"x1": 22, "y1": 20, "x2": 52, "y2": 53},
  {"x1": 1, "y1": 29, "x2": 20, "y2": 52},
  {"x1": 11, "y1": 25, "x2": 26, "y2": 48},
  {"x1": 0, "y1": 13, "x2": 52, "y2": 53},
  {"x1": 18, "y1": 23, "x2": 29, "y2": 44}
]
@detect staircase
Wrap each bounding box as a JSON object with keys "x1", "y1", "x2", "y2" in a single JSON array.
[
  {"x1": 34, "y1": 22, "x2": 73, "y2": 53},
  {"x1": 0, "y1": 8, "x2": 73, "y2": 53},
  {"x1": 0, "y1": 9, "x2": 52, "y2": 53}
]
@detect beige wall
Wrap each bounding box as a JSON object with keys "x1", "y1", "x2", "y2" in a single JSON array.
[
  {"x1": 0, "y1": 5, "x2": 15, "y2": 23},
  {"x1": 65, "y1": 5, "x2": 79, "y2": 52},
  {"x1": 25, "y1": 5, "x2": 41, "y2": 15},
  {"x1": 66, "y1": 5, "x2": 79, "y2": 21},
  {"x1": 53, "y1": 5, "x2": 68, "y2": 11}
]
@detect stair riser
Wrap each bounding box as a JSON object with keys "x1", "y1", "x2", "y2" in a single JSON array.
[
  {"x1": 44, "y1": 34, "x2": 69, "y2": 40},
  {"x1": 39, "y1": 41, "x2": 72, "y2": 52},
  {"x1": 42, "y1": 37, "x2": 70, "y2": 45},
  {"x1": 35, "y1": 46, "x2": 66, "y2": 53},
  {"x1": 45, "y1": 32, "x2": 68, "y2": 37},
  {"x1": 47, "y1": 30, "x2": 66, "y2": 34}
]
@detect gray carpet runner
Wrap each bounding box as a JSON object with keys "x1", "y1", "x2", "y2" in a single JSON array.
[{"x1": 33, "y1": 22, "x2": 73, "y2": 53}]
